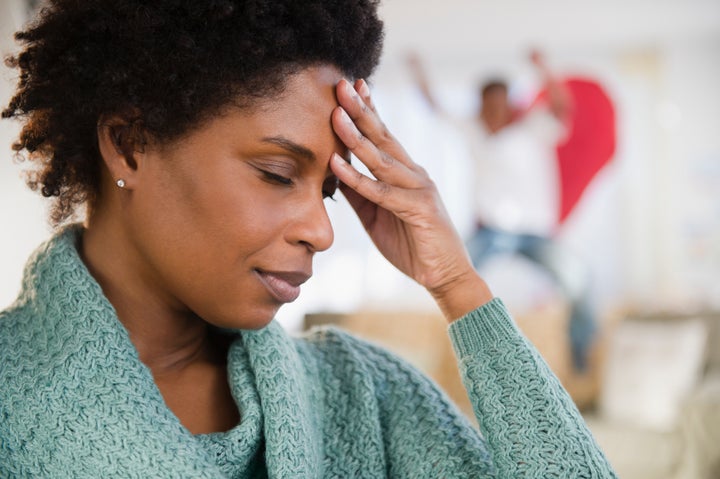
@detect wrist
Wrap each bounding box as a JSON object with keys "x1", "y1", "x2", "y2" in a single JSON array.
[{"x1": 428, "y1": 269, "x2": 493, "y2": 323}]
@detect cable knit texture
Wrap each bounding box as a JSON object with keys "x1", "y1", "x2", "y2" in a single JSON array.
[{"x1": 0, "y1": 225, "x2": 617, "y2": 478}]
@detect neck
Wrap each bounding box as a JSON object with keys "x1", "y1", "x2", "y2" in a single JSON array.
[
  {"x1": 80, "y1": 209, "x2": 216, "y2": 375},
  {"x1": 480, "y1": 111, "x2": 513, "y2": 134}
]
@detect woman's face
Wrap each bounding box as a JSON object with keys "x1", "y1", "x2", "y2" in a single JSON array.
[{"x1": 124, "y1": 65, "x2": 345, "y2": 329}]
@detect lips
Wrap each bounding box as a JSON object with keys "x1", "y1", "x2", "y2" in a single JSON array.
[{"x1": 255, "y1": 269, "x2": 311, "y2": 304}]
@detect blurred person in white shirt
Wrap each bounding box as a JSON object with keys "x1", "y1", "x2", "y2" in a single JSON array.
[{"x1": 409, "y1": 51, "x2": 595, "y2": 372}]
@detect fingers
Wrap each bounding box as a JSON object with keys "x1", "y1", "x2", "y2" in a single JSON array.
[
  {"x1": 335, "y1": 79, "x2": 415, "y2": 171},
  {"x1": 330, "y1": 153, "x2": 397, "y2": 210},
  {"x1": 353, "y1": 78, "x2": 376, "y2": 113},
  {"x1": 333, "y1": 79, "x2": 428, "y2": 190},
  {"x1": 331, "y1": 152, "x2": 432, "y2": 218},
  {"x1": 331, "y1": 78, "x2": 440, "y2": 216},
  {"x1": 331, "y1": 106, "x2": 416, "y2": 188}
]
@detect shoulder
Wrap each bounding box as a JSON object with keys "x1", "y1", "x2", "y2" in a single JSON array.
[
  {"x1": 0, "y1": 301, "x2": 37, "y2": 370},
  {"x1": 0, "y1": 302, "x2": 47, "y2": 450}
]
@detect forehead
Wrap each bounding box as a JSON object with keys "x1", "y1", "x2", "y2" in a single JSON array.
[
  {"x1": 163, "y1": 64, "x2": 347, "y2": 157},
  {"x1": 194, "y1": 65, "x2": 346, "y2": 177},
  {"x1": 241, "y1": 65, "x2": 348, "y2": 158},
  {"x1": 252, "y1": 65, "x2": 345, "y2": 117}
]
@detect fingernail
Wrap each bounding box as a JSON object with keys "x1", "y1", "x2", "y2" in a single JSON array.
[
  {"x1": 331, "y1": 152, "x2": 348, "y2": 167},
  {"x1": 342, "y1": 79, "x2": 355, "y2": 96},
  {"x1": 358, "y1": 79, "x2": 371, "y2": 97},
  {"x1": 338, "y1": 107, "x2": 352, "y2": 124}
]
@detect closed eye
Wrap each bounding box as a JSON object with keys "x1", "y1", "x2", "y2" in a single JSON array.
[
  {"x1": 260, "y1": 170, "x2": 293, "y2": 186},
  {"x1": 259, "y1": 166, "x2": 337, "y2": 200}
]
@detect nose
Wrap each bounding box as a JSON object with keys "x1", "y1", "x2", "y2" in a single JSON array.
[{"x1": 287, "y1": 195, "x2": 334, "y2": 253}]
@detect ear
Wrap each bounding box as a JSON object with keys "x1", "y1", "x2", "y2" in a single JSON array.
[{"x1": 96, "y1": 115, "x2": 147, "y2": 190}]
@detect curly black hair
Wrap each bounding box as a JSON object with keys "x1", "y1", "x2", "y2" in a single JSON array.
[{"x1": 3, "y1": 0, "x2": 384, "y2": 224}]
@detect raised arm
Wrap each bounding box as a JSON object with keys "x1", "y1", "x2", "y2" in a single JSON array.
[
  {"x1": 330, "y1": 77, "x2": 491, "y2": 322},
  {"x1": 329, "y1": 77, "x2": 617, "y2": 477},
  {"x1": 530, "y1": 49, "x2": 572, "y2": 122},
  {"x1": 406, "y1": 53, "x2": 445, "y2": 115}
]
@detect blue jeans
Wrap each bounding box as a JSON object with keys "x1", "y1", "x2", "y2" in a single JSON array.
[{"x1": 466, "y1": 225, "x2": 596, "y2": 371}]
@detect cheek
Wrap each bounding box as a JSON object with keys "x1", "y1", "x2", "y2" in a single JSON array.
[
  {"x1": 143, "y1": 155, "x2": 239, "y2": 232},
  {"x1": 165, "y1": 188, "x2": 289, "y2": 327},
  {"x1": 128, "y1": 162, "x2": 220, "y2": 273},
  {"x1": 143, "y1": 160, "x2": 286, "y2": 270}
]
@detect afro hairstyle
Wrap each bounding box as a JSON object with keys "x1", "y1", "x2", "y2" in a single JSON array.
[{"x1": 3, "y1": 0, "x2": 384, "y2": 223}]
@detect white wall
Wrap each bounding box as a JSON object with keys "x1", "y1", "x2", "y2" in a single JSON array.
[{"x1": 661, "y1": 37, "x2": 720, "y2": 308}]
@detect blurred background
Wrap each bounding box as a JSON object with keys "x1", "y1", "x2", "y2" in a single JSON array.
[{"x1": 1, "y1": 0, "x2": 719, "y2": 477}]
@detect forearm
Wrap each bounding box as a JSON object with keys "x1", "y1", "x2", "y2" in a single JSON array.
[
  {"x1": 449, "y1": 299, "x2": 618, "y2": 478},
  {"x1": 407, "y1": 54, "x2": 443, "y2": 113},
  {"x1": 532, "y1": 51, "x2": 571, "y2": 120},
  {"x1": 544, "y1": 75, "x2": 572, "y2": 121}
]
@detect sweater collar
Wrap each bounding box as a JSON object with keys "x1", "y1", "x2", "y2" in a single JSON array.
[{"x1": 19, "y1": 225, "x2": 322, "y2": 478}]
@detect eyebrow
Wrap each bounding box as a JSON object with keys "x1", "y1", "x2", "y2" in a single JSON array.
[{"x1": 261, "y1": 136, "x2": 316, "y2": 163}]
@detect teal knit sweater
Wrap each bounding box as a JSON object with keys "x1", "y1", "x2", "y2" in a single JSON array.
[{"x1": 0, "y1": 226, "x2": 617, "y2": 478}]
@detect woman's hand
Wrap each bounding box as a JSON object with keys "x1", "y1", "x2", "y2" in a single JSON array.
[{"x1": 330, "y1": 79, "x2": 493, "y2": 322}]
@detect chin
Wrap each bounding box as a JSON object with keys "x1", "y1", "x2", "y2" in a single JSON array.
[
  {"x1": 242, "y1": 315, "x2": 276, "y2": 330},
  {"x1": 210, "y1": 303, "x2": 280, "y2": 331}
]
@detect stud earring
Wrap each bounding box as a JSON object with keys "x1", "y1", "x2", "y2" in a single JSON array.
[{"x1": 116, "y1": 179, "x2": 126, "y2": 188}]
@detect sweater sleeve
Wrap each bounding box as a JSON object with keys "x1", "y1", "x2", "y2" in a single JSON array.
[{"x1": 449, "y1": 298, "x2": 618, "y2": 478}]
